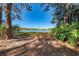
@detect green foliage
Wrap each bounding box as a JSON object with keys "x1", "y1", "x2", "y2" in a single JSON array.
[
  {"x1": 50, "y1": 20, "x2": 79, "y2": 47},
  {"x1": 0, "y1": 24, "x2": 5, "y2": 32},
  {"x1": 16, "y1": 32, "x2": 31, "y2": 36},
  {"x1": 12, "y1": 24, "x2": 20, "y2": 32},
  {"x1": 0, "y1": 24, "x2": 5, "y2": 37},
  {"x1": 15, "y1": 32, "x2": 43, "y2": 37}
]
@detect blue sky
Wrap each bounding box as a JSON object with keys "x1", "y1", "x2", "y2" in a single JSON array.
[{"x1": 3, "y1": 3, "x2": 56, "y2": 29}]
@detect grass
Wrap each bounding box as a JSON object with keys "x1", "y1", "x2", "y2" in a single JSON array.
[{"x1": 14, "y1": 31, "x2": 48, "y2": 37}]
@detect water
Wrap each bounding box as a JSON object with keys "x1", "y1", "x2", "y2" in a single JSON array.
[{"x1": 19, "y1": 30, "x2": 49, "y2": 32}]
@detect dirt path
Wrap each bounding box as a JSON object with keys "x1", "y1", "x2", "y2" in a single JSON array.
[
  {"x1": 20, "y1": 41, "x2": 79, "y2": 56},
  {"x1": 0, "y1": 35, "x2": 79, "y2": 56},
  {"x1": 0, "y1": 36, "x2": 38, "y2": 51}
]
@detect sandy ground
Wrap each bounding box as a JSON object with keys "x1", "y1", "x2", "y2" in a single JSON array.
[
  {"x1": 0, "y1": 36, "x2": 38, "y2": 51},
  {"x1": 0, "y1": 36, "x2": 79, "y2": 56}
]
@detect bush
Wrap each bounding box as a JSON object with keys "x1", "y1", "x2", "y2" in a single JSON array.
[
  {"x1": 0, "y1": 24, "x2": 5, "y2": 32},
  {"x1": 50, "y1": 20, "x2": 79, "y2": 47}
]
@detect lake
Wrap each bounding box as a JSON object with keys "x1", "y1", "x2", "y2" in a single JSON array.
[{"x1": 19, "y1": 30, "x2": 49, "y2": 32}]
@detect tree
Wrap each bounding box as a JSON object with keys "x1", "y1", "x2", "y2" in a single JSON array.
[
  {"x1": 42, "y1": 3, "x2": 79, "y2": 25},
  {"x1": 5, "y1": 3, "x2": 32, "y2": 39},
  {"x1": 41, "y1": 3, "x2": 79, "y2": 46},
  {"x1": 5, "y1": 3, "x2": 13, "y2": 39},
  {"x1": 0, "y1": 3, "x2": 2, "y2": 24}
]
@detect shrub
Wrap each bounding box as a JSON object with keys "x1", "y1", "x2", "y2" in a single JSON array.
[
  {"x1": 50, "y1": 20, "x2": 79, "y2": 47},
  {"x1": 0, "y1": 24, "x2": 5, "y2": 32}
]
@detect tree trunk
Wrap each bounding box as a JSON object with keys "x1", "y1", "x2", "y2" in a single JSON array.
[
  {"x1": 64, "y1": 4, "x2": 70, "y2": 24},
  {"x1": 0, "y1": 3, "x2": 2, "y2": 24},
  {"x1": 5, "y1": 3, "x2": 13, "y2": 39},
  {"x1": 64, "y1": 15, "x2": 69, "y2": 23}
]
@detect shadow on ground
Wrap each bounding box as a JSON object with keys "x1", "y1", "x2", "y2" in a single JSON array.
[
  {"x1": 0, "y1": 40, "x2": 79, "y2": 56},
  {"x1": 20, "y1": 42, "x2": 79, "y2": 56}
]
